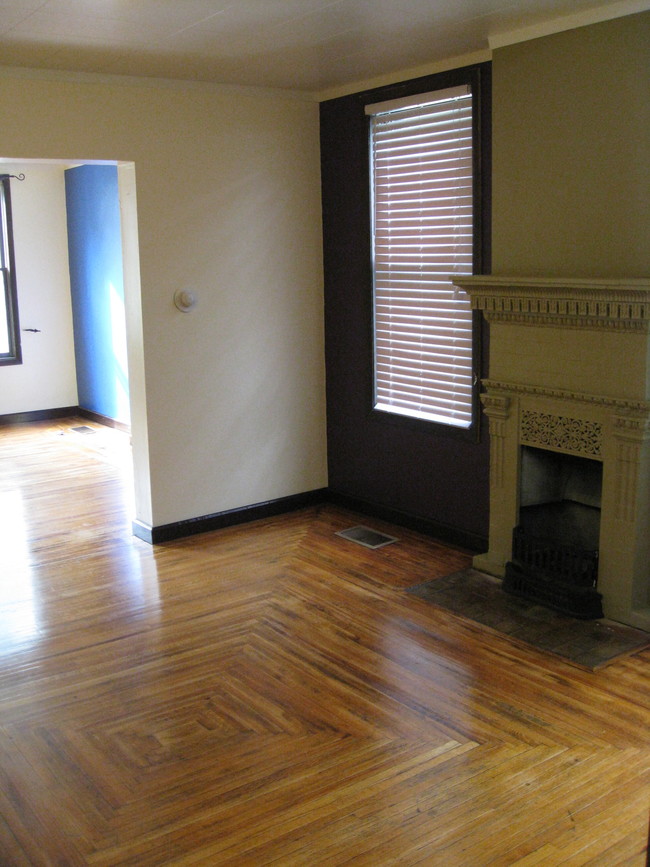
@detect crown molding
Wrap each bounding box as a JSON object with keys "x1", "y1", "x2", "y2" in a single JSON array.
[
  {"x1": 0, "y1": 64, "x2": 315, "y2": 102},
  {"x1": 315, "y1": 50, "x2": 491, "y2": 103},
  {"x1": 488, "y1": 0, "x2": 650, "y2": 50}
]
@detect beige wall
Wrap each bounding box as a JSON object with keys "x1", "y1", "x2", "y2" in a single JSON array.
[
  {"x1": 0, "y1": 70, "x2": 326, "y2": 528},
  {"x1": 492, "y1": 11, "x2": 650, "y2": 278}
]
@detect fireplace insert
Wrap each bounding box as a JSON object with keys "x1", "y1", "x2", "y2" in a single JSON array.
[{"x1": 503, "y1": 446, "x2": 604, "y2": 619}]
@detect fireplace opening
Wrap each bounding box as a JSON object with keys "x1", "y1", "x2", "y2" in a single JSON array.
[{"x1": 503, "y1": 446, "x2": 604, "y2": 619}]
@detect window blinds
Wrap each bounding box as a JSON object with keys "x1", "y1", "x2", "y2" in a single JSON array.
[
  {"x1": 0, "y1": 183, "x2": 10, "y2": 355},
  {"x1": 367, "y1": 85, "x2": 474, "y2": 428}
]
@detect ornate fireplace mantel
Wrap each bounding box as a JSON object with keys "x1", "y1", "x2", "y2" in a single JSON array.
[
  {"x1": 450, "y1": 276, "x2": 650, "y2": 630},
  {"x1": 453, "y1": 276, "x2": 650, "y2": 331}
]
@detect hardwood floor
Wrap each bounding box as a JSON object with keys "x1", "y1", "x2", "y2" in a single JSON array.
[{"x1": 0, "y1": 418, "x2": 648, "y2": 865}]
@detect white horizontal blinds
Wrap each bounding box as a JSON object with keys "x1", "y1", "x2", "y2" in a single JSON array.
[
  {"x1": 368, "y1": 85, "x2": 474, "y2": 428},
  {"x1": 0, "y1": 183, "x2": 9, "y2": 355}
]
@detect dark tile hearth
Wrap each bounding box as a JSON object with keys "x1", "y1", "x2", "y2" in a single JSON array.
[{"x1": 407, "y1": 568, "x2": 650, "y2": 670}]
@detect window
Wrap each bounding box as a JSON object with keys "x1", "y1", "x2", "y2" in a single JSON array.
[
  {"x1": 367, "y1": 83, "x2": 477, "y2": 429},
  {"x1": 0, "y1": 175, "x2": 21, "y2": 366}
]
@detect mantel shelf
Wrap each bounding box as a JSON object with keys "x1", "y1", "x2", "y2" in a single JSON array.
[
  {"x1": 450, "y1": 276, "x2": 650, "y2": 330},
  {"x1": 450, "y1": 276, "x2": 650, "y2": 294}
]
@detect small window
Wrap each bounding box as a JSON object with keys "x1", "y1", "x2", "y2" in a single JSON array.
[
  {"x1": 0, "y1": 175, "x2": 21, "y2": 366},
  {"x1": 367, "y1": 85, "x2": 475, "y2": 428}
]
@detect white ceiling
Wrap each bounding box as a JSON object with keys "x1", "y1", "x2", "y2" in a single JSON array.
[{"x1": 0, "y1": 0, "x2": 647, "y2": 96}]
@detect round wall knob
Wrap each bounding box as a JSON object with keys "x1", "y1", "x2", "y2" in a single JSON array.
[{"x1": 174, "y1": 289, "x2": 198, "y2": 312}]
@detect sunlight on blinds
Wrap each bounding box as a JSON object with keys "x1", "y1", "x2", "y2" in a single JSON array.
[{"x1": 368, "y1": 85, "x2": 474, "y2": 428}]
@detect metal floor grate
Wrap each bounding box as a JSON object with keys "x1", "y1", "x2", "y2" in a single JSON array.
[{"x1": 336, "y1": 525, "x2": 398, "y2": 549}]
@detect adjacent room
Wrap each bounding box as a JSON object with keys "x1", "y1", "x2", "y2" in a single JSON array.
[{"x1": 0, "y1": 0, "x2": 649, "y2": 863}]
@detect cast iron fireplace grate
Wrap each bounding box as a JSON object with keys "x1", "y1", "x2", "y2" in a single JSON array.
[{"x1": 504, "y1": 501, "x2": 603, "y2": 619}]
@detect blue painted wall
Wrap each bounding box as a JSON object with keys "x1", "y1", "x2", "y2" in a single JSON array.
[{"x1": 65, "y1": 164, "x2": 129, "y2": 424}]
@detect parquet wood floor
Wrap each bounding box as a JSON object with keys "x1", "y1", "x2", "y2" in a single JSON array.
[{"x1": 0, "y1": 419, "x2": 648, "y2": 865}]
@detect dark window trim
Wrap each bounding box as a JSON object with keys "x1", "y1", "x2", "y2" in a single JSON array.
[
  {"x1": 356, "y1": 61, "x2": 491, "y2": 442},
  {"x1": 0, "y1": 175, "x2": 21, "y2": 366}
]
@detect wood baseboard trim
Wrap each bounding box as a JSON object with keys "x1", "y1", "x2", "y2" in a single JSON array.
[
  {"x1": 0, "y1": 406, "x2": 130, "y2": 431},
  {"x1": 133, "y1": 488, "x2": 330, "y2": 544},
  {"x1": 77, "y1": 407, "x2": 131, "y2": 434},
  {"x1": 133, "y1": 487, "x2": 487, "y2": 551},
  {"x1": 326, "y1": 490, "x2": 487, "y2": 553},
  {"x1": 0, "y1": 406, "x2": 79, "y2": 426}
]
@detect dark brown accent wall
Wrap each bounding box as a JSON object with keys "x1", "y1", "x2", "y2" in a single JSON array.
[{"x1": 320, "y1": 63, "x2": 492, "y2": 550}]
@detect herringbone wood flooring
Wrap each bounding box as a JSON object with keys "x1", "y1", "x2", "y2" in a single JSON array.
[{"x1": 0, "y1": 419, "x2": 648, "y2": 865}]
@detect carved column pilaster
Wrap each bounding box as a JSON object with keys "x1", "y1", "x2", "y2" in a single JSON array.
[
  {"x1": 612, "y1": 414, "x2": 650, "y2": 523},
  {"x1": 480, "y1": 393, "x2": 511, "y2": 489}
]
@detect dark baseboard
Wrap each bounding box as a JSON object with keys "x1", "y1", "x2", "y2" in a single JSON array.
[
  {"x1": 0, "y1": 406, "x2": 130, "y2": 431},
  {"x1": 326, "y1": 490, "x2": 487, "y2": 554},
  {"x1": 133, "y1": 488, "x2": 329, "y2": 544},
  {"x1": 133, "y1": 486, "x2": 486, "y2": 551},
  {"x1": 77, "y1": 407, "x2": 131, "y2": 434},
  {"x1": 0, "y1": 406, "x2": 79, "y2": 426}
]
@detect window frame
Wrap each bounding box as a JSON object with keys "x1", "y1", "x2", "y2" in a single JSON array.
[
  {"x1": 0, "y1": 175, "x2": 21, "y2": 367},
  {"x1": 361, "y1": 63, "x2": 490, "y2": 440}
]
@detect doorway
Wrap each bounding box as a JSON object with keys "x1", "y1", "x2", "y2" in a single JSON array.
[{"x1": 0, "y1": 157, "x2": 147, "y2": 528}]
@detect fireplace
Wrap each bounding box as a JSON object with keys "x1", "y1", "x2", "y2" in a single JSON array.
[
  {"x1": 451, "y1": 276, "x2": 650, "y2": 630},
  {"x1": 504, "y1": 446, "x2": 603, "y2": 618}
]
